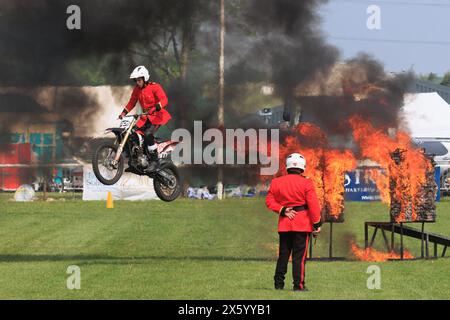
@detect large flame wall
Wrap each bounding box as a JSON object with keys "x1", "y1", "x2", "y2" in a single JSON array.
[{"x1": 263, "y1": 117, "x2": 437, "y2": 223}]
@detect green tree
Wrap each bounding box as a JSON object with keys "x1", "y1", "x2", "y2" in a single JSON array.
[
  {"x1": 441, "y1": 72, "x2": 450, "y2": 87},
  {"x1": 427, "y1": 72, "x2": 437, "y2": 81},
  {"x1": 129, "y1": 0, "x2": 211, "y2": 83}
]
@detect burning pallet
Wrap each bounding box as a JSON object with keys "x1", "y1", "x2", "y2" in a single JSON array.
[
  {"x1": 271, "y1": 123, "x2": 357, "y2": 223},
  {"x1": 322, "y1": 150, "x2": 356, "y2": 222},
  {"x1": 389, "y1": 148, "x2": 437, "y2": 223}
]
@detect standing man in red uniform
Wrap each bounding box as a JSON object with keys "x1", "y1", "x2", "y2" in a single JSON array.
[
  {"x1": 119, "y1": 66, "x2": 171, "y2": 172},
  {"x1": 266, "y1": 153, "x2": 322, "y2": 291}
]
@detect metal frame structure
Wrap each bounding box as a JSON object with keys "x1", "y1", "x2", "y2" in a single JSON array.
[{"x1": 364, "y1": 221, "x2": 449, "y2": 260}]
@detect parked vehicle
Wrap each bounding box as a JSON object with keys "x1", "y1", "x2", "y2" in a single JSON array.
[{"x1": 413, "y1": 137, "x2": 450, "y2": 194}]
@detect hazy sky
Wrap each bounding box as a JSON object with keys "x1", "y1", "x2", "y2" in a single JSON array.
[{"x1": 321, "y1": 0, "x2": 450, "y2": 75}]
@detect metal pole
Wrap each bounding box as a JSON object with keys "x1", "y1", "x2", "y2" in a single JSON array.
[
  {"x1": 43, "y1": 170, "x2": 47, "y2": 201},
  {"x1": 329, "y1": 222, "x2": 333, "y2": 259},
  {"x1": 218, "y1": 0, "x2": 225, "y2": 126},
  {"x1": 421, "y1": 222, "x2": 425, "y2": 259},
  {"x1": 391, "y1": 223, "x2": 395, "y2": 252},
  {"x1": 216, "y1": 0, "x2": 225, "y2": 200},
  {"x1": 400, "y1": 223, "x2": 404, "y2": 260},
  {"x1": 370, "y1": 227, "x2": 379, "y2": 248},
  {"x1": 381, "y1": 229, "x2": 390, "y2": 251},
  {"x1": 365, "y1": 222, "x2": 369, "y2": 249}
]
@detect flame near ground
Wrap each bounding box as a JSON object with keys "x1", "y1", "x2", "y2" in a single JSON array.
[{"x1": 351, "y1": 241, "x2": 414, "y2": 262}]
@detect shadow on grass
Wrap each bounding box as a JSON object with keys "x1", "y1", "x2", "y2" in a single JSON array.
[
  {"x1": 0, "y1": 254, "x2": 277, "y2": 265},
  {"x1": 0, "y1": 254, "x2": 409, "y2": 265}
]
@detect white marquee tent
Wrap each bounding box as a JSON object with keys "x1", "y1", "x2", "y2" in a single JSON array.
[{"x1": 401, "y1": 92, "x2": 450, "y2": 138}]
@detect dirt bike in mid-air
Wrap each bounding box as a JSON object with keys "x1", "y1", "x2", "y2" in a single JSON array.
[{"x1": 92, "y1": 112, "x2": 181, "y2": 202}]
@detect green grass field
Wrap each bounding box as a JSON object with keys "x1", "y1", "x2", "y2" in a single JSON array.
[{"x1": 0, "y1": 193, "x2": 449, "y2": 299}]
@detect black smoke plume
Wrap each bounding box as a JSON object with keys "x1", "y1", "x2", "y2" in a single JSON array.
[
  {"x1": 0, "y1": 0, "x2": 415, "y2": 186},
  {"x1": 224, "y1": 1, "x2": 413, "y2": 139},
  {"x1": 0, "y1": 0, "x2": 211, "y2": 147}
]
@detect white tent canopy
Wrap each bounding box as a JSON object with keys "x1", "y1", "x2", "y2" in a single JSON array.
[{"x1": 401, "y1": 92, "x2": 450, "y2": 138}]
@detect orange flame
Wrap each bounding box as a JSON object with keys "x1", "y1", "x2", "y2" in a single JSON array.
[
  {"x1": 349, "y1": 116, "x2": 433, "y2": 222},
  {"x1": 260, "y1": 112, "x2": 433, "y2": 223},
  {"x1": 324, "y1": 150, "x2": 357, "y2": 218},
  {"x1": 351, "y1": 241, "x2": 414, "y2": 262},
  {"x1": 264, "y1": 123, "x2": 356, "y2": 220}
]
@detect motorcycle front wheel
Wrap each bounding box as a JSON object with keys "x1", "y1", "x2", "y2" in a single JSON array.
[{"x1": 92, "y1": 143, "x2": 124, "y2": 185}]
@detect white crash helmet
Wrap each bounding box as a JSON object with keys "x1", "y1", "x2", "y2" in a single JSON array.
[
  {"x1": 130, "y1": 66, "x2": 150, "y2": 82},
  {"x1": 286, "y1": 153, "x2": 306, "y2": 170}
]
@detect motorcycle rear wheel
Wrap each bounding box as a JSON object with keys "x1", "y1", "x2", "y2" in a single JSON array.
[{"x1": 153, "y1": 163, "x2": 181, "y2": 202}]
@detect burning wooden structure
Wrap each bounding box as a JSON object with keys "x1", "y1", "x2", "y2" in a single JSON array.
[
  {"x1": 272, "y1": 123, "x2": 357, "y2": 223},
  {"x1": 322, "y1": 150, "x2": 356, "y2": 222},
  {"x1": 389, "y1": 148, "x2": 437, "y2": 223},
  {"x1": 304, "y1": 153, "x2": 352, "y2": 223}
]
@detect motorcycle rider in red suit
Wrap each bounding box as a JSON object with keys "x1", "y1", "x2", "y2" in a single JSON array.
[
  {"x1": 266, "y1": 153, "x2": 322, "y2": 291},
  {"x1": 118, "y1": 66, "x2": 171, "y2": 173}
]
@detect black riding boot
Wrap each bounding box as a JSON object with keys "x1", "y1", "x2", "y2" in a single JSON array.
[{"x1": 145, "y1": 150, "x2": 159, "y2": 173}]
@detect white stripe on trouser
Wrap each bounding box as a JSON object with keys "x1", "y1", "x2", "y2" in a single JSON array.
[
  {"x1": 148, "y1": 144, "x2": 157, "y2": 152},
  {"x1": 137, "y1": 134, "x2": 144, "y2": 147}
]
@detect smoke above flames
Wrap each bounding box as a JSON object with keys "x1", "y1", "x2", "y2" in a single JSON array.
[
  {"x1": 0, "y1": 0, "x2": 214, "y2": 155},
  {"x1": 0, "y1": 0, "x2": 421, "y2": 188},
  {"x1": 1, "y1": 1, "x2": 413, "y2": 124}
]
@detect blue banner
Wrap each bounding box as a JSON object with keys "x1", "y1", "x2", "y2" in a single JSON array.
[
  {"x1": 344, "y1": 167, "x2": 441, "y2": 202},
  {"x1": 435, "y1": 166, "x2": 441, "y2": 202},
  {"x1": 344, "y1": 168, "x2": 381, "y2": 202}
]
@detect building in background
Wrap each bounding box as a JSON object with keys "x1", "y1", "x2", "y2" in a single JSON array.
[
  {"x1": 0, "y1": 144, "x2": 32, "y2": 190},
  {"x1": 413, "y1": 79, "x2": 450, "y2": 104},
  {"x1": 0, "y1": 85, "x2": 132, "y2": 191},
  {"x1": 0, "y1": 92, "x2": 82, "y2": 191},
  {"x1": 0, "y1": 120, "x2": 81, "y2": 191}
]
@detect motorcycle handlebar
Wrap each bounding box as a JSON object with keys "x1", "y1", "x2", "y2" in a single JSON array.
[{"x1": 123, "y1": 110, "x2": 157, "y2": 119}]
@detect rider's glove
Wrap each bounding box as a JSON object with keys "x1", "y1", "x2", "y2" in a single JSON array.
[
  {"x1": 155, "y1": 103, "x2": 161, "y2": 112},
  {"x1": 118, "y1": 108, "x2": 128, "y2": 120}
]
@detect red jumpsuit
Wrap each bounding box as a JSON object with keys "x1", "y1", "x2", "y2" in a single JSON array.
[
  {"x1": 123, "y1": 82, "x2": 171, "y2": 152},
  {"x1": 266, "y1": 172, "x2": 322, "y2": 290},
  {"x1": 124, "y1": 82, "x2": 171, "y2": 127}
]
